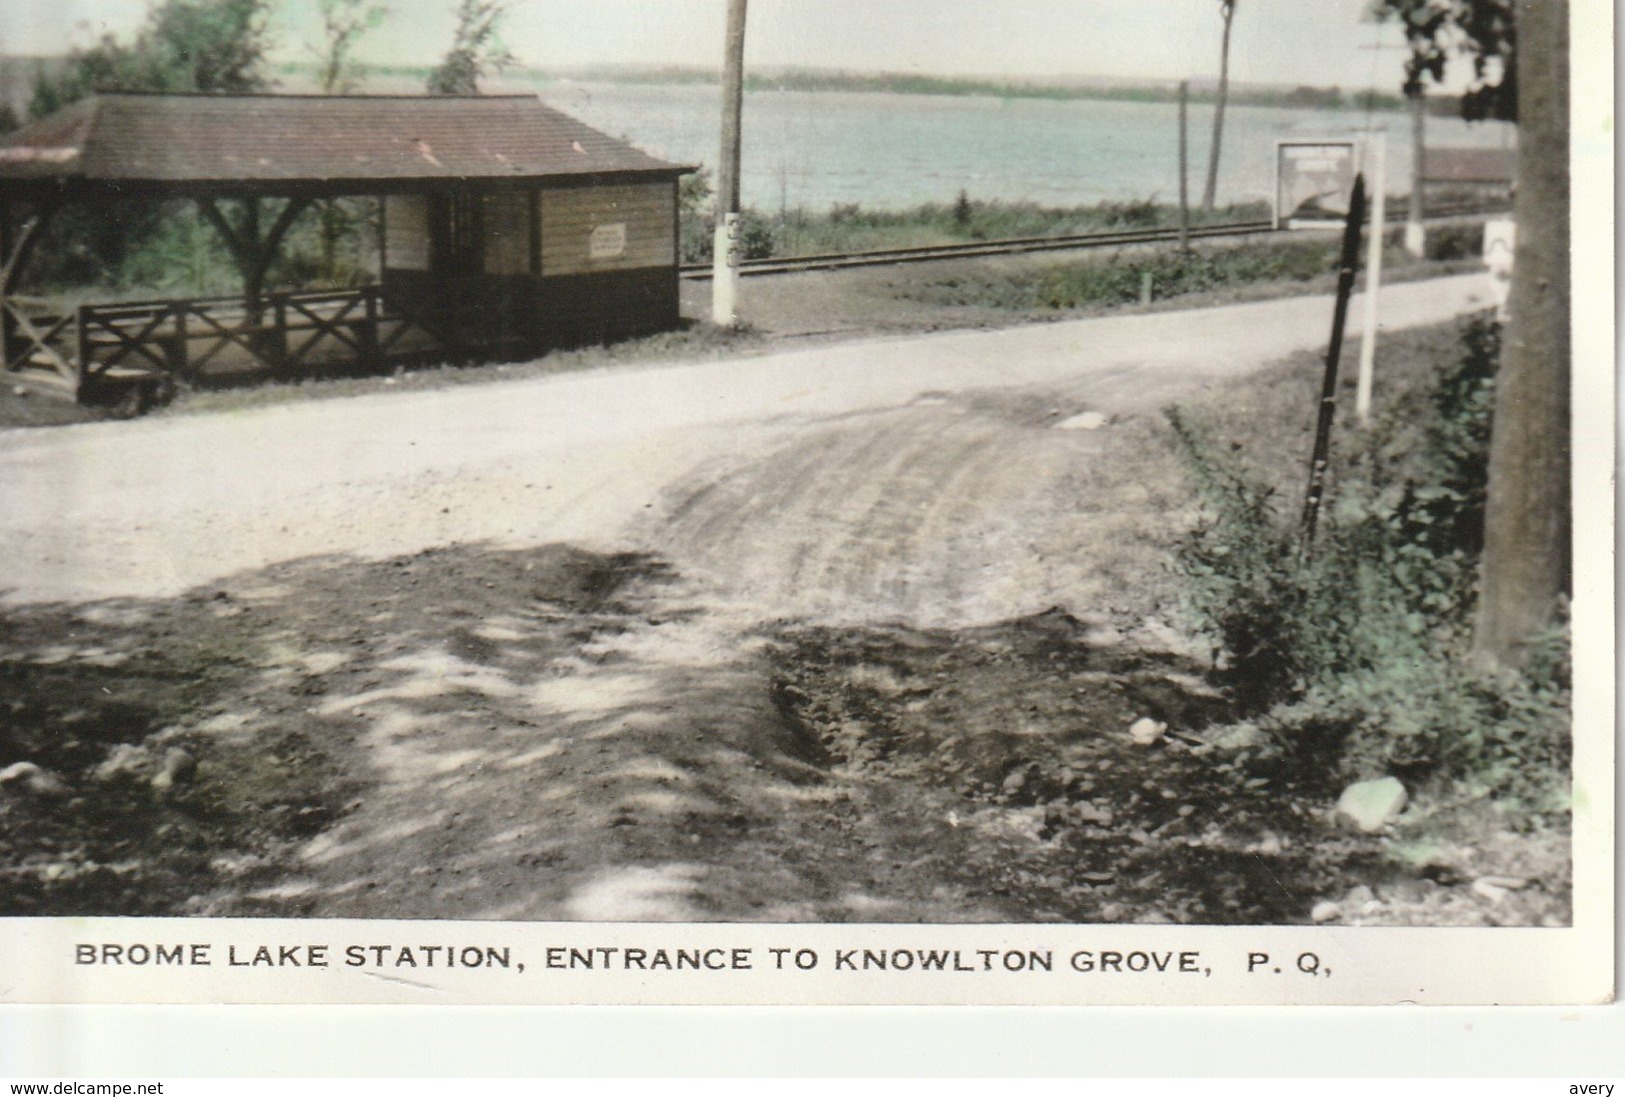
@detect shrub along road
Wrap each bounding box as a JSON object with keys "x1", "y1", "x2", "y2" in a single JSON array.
[{"x1": 2, "y1": 273, "x2": 1559, "y2": 925}]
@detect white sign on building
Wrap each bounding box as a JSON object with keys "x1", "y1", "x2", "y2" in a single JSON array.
[{"x1": 589, "y1": 222, "x2": 628, "y2": 260}]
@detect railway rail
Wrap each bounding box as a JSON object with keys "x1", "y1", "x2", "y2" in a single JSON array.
[{"x1": 678, "y1": 204, "x2": 1506, "y2": 280}]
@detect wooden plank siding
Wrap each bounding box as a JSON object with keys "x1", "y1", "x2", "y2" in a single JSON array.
[
  {"x1": 380, "y1": 178, "x2": 681, "y2": 356},
  {"x1": 538, "y1": 181, "x2": 675, "y2": 276},
  {"x1": 482, "y1": 191, "x2": 533, "y2": 276},
  {"x1": 384, "y1": 194, "x2": 430, "y2": 271}
]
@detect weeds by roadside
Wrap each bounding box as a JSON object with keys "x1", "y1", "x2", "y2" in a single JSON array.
[{"x1": 1163, "y1": 317, "x2": 1570, "y2": 826}]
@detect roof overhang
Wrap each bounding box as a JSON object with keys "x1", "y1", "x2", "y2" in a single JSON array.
[
  {"x1": 0, "y1": 93, "x2": 695, "y2": 201},
  {"x1": 0, "y1": 167, "x2": 695, "y2": 206}
]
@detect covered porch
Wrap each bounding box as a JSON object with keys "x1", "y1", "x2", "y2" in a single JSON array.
[{"x1": 0, "y1": 93, "x2": 688, "y2": 408}]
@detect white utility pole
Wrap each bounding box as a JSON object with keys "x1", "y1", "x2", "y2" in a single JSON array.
[
  {"x1": 711, "y1": 0, "x2": 748, "y2": 327},
  {"x1": 1355, "y1": 131, "x2": 1388, "y2": 424},
  {"x1": 1405, "y1": 90, "x2": 1427, "y2": 257}
]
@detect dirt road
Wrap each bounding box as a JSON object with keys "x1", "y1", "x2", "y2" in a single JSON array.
[
  {"x1": 1, "y1": 275, "x2": 1491, "y2": 608},
  {"x1": 2, "y1": 274, "x2": 1518, "y2": 923}
]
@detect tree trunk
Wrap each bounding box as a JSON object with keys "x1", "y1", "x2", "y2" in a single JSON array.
[
  {"x1": 1201, "y1": 2, "x2": 1235, "y2": 211},
  {"x1": 1474, "y1": 0, "x2": 1570, "y2": 667}
]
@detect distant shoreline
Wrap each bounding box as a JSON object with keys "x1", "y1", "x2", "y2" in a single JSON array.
[
  {"x1": 278, "y1": 60, "x2": 1444, "y2": 115},
  {"x1": 0, "y1": 52, "x2": 1451, "y2": 118}
]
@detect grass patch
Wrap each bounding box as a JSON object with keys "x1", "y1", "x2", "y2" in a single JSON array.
[
  {"x1": 896, "y1": 231, "x2": 1481, "y2": 314},
  {"x1": 773, "y1": 196, "x2": 1266, "y2": 257},
  {"x1": 680, "y1": 188, "x2": 1272, "y2": 263}
]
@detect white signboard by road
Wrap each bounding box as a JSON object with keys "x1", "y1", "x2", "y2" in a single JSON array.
[{"x1": 1275, "y1": 140, "x2": 1360, "y2": 228}]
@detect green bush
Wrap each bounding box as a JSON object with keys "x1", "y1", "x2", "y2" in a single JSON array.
[
  {"x1": 1035, "y1": 238, "x2": 1338, "y2": 310},
  {"x1": 1165, "y1": 319, "x2": 1569, "y2": 807},
  {"x1": 675, "y1": 164, "x2": 778, "y2": 264},
  {"x1": 1424, "y1": 222, "x2": 1485, "y2": 262},
  {"x1": 679, "y1": 207, "x2": 778, "y2": 264}
]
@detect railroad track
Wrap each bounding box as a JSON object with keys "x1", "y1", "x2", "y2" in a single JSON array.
[
  {"x1": 680, "y1": 220, "x2": 1275, "y2": 279},
  {"x1": 678, "y1": 204, "x2": 1507, "y2": 280}
]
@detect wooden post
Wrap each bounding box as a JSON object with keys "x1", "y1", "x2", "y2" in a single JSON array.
[
  {"x1": 0, "y1": 195, "x2": 12, "y2": 372},
  {"x1": 271, "y1": 293, "x2": 288, "y2": 369},
  {"x1": 1178, "y1": 80, "x2": 1191, "y2": 250},
  {"x1": 711, "y1": 0, "x2": 748, "y2": 328},
  {"x1": 243, "y1": 199, "x2": 264, "y2": 320},
  {"x1": 363, "y1": 284, "x2": 380, "y2": 369},
  {"x1": 1300, "y1": 174, "x2": 1367, "y2": 553},
  {"x1": 198, "y1": 196, "x2": 311, "y2": 326},
  {"x1": 1356, "y1": 133, "x2": 1388, "y2": 423},
  {"x1": 1, "y1": 201, "x2": 59, "y2": 375},
  {"x1": 74, "y1": 303, "x2": 89, "y2": 381},
  {"x1": 174, "y1": 301, "x2": 191, "y2": 376}
]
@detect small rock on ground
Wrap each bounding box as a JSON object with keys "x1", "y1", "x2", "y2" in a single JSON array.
[
  {"x1": 1128, "y1": 717, "x2": 1167, "y2": 746},
  {"x1": 1335, "y1": 776, "x2": 1408, "y2": 833}
]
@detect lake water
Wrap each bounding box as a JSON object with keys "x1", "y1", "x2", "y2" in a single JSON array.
[{"x1": 532, "y1": 80, "x2": 1516, "y2": 213}]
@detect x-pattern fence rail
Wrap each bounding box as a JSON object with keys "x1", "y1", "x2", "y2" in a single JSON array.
[{"x1": 1, "y1": 285, "x2": 497, "y2": 393}]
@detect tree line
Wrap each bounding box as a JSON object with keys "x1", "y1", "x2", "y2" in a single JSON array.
[{"x1": 14, "y1": 0, "x2": 518, "y2": 125}]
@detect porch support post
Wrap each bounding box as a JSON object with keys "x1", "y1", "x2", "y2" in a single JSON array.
[
  {"x1": 1, "y1": 193, "x2": 11, "y2": 371},
  {"x1": 0, "y1": 201, "x2": 57, "y2": 295},
  {"x1": 197, "y1": 196, "x2": 313, "y2": 322},
  {"x1": 1, "y1": 197, "x2": 60, "y2": 372}
]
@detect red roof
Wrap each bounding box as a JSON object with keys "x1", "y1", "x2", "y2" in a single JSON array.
[{"x1": 0, "y1": 93, "x2": 687, "y2": 188}]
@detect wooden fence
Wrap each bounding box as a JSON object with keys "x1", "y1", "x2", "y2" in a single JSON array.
[{"x1": 1, "y1": 285, "x2": 516, "y2": 396}]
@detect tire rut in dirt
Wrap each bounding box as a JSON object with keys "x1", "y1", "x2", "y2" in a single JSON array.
[{"x1": 656, "y1": 403, "x2": 1088, "y2": 624}]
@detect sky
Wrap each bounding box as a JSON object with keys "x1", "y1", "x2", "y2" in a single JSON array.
[{"x1": 0, "y1": 0, "x2": 1438, "y2": 94}]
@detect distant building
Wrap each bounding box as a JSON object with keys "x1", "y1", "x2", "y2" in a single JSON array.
[{"x1": 1421, "y1": 146, "x2": 1518, "y2": 203}]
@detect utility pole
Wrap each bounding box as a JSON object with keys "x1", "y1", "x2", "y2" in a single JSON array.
[
  {"x1": 1178, "y1": 80, "x2": 1191, "y2": 250},
  {"x1": 711, "y1": 0, "x2": 748, "y2": 328},
  {"x1": 1358, "y1": 28, "x2": 1423, "y2": 256},
  {"x1": 1201, "y1": 0, "x2": 1236, "y2": 211},
  {"x1": 1405, "y1": 89, "x2": 1426, "y2": 257},
  {"x1": 1356, "y1": 131, "x2": 1387, "y2": 423}
]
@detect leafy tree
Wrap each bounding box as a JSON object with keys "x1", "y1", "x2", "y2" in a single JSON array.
[
  {"x1": 1200, "y1": 0, "x2": 1237, "y2": 211},
  {"x1": 425, "y1": 0, "x2": 517, "y2": 95},
  {"x1": 1374, "y1": 0, "x2": 1567, "y2": 667},
  {"x1": 310, "y1": 0, "x2": 390, "y2": 282},
  {"x1": 30, "y1": 0, "x2": 274, "y2": 118},
  {"x1": 313, "y1": 0, "x2": 390, "y2": 95},
  {"x1": 21, "y1": 0, "x2": 298, "y2": 311},
  {"x1": 1375, "y1": 0, "x2": 1515, "y2": 121}
]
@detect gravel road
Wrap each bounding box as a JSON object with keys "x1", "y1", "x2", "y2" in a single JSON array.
[{"x1": 0, "y1": 274, "x2": 1492, "y2": 612}]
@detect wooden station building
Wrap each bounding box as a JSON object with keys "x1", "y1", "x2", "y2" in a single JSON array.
[{"x1": 0, "y1": 93, "x2": 691, "y2": 402}]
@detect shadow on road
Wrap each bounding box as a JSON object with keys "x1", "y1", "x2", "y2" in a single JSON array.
[{"x1": 2, "y1": 540, "x2": 1386, "y2": 923}]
